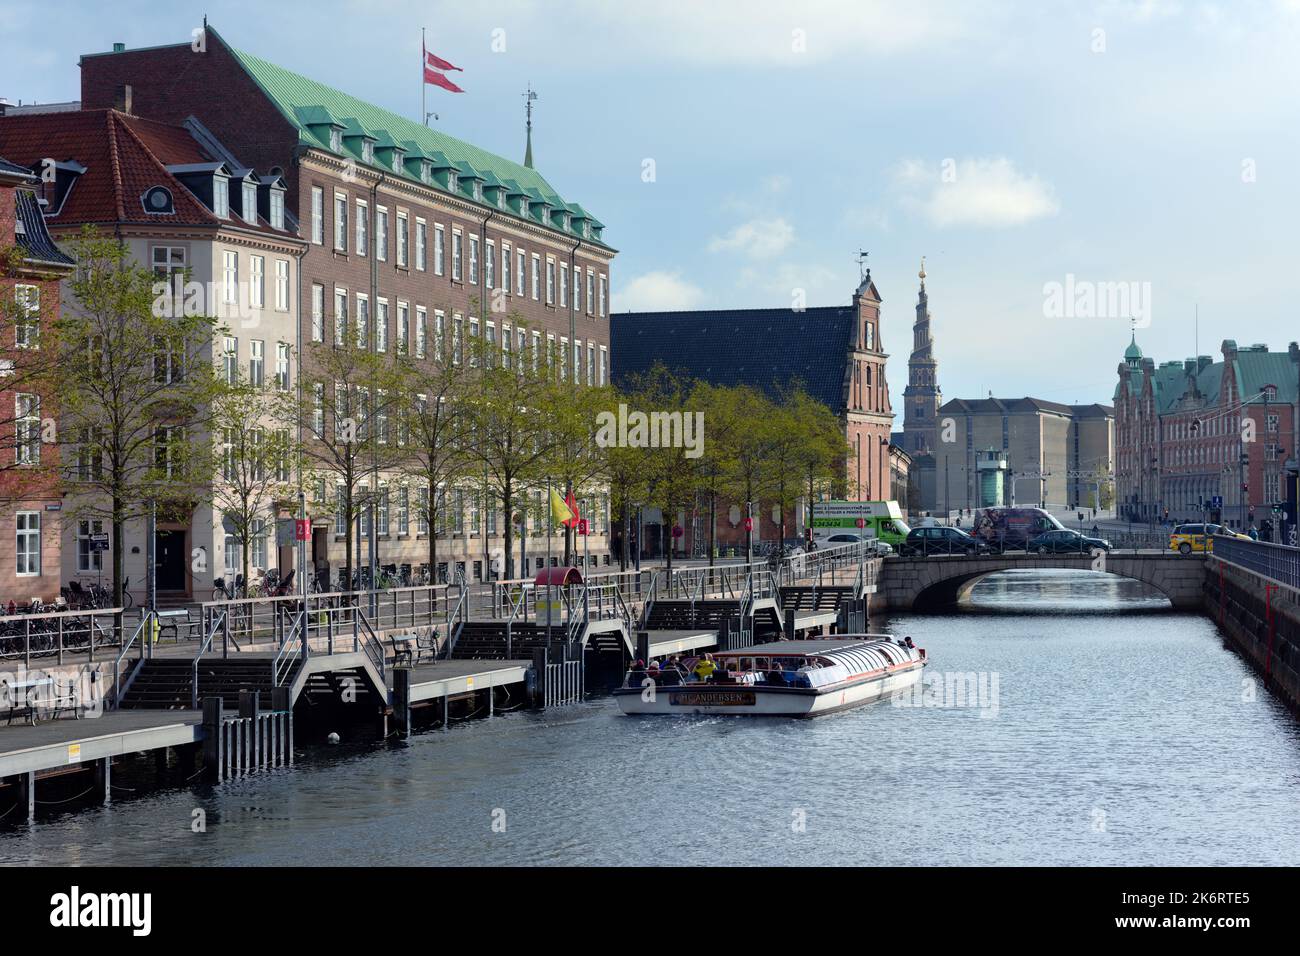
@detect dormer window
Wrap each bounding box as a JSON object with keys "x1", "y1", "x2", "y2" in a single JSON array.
[
  {"x1": 448, "y1": 172, "x2": 459, "y2": 193},
  {"x1": 496, "y1": 189, "x2": 506, "y2": 210},
  {"x1": 141, "y1": 186, "x2": 174, "y2": 215},
  {"x1": 362, "y1": 140, "x2": 375, "y2": 164},
  {"x1": 392, "y1": 149, "x2": 405, "y2": 173},
  {"x1": 563, "y1": 213, "x2": 571, "y2": 231},
  {"x1": 242, "y1": 180, "x2": 258, "y2": 223},
  {"x1": 329, "y1": 128, "x2": 343, "y2": 152},
  {"x1": 420, "y1": 162, "x2": 432, "y2": 184},
  {"x1": 472, "y1": 181, "x2": 482, "y2": 202},
  {"x1": 213, "y1": 175, "x2": 229, "y2": 219},
  {"x1": 270, "y1": 190, "x2": 285, "y2": 230},
  {"x1": 582, "y1": 221, "x2": 591, "y2": 239},
  {"x1": 539, "y1": 204, "x2": 550, "y2": 221},
  {"x1": 519, "y1": 198, "x2": 529, "y2": 219}
]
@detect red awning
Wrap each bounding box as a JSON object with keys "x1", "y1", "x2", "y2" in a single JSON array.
[{"x1": 534, "y1": 566, "x2": 582, "y2": 586}]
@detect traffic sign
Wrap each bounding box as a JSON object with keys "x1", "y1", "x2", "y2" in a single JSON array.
[
  {"x1": 671, "y1": 524, "x2": 683, "y2": 538},
  {"x1": 743, "y1": 517, "x2": 753, "y2": 531},
  {"x1": 855, "y1": 517, "x2": 866, "y2": 529},
  {"x1": 296, "y1": 519, "x2": 310, "y2": 541},
  {"x1": 578, "y1": 518, "x2": 590, "y2": 536}
]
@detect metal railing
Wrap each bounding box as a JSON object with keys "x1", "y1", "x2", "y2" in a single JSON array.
[
  {"x1": 440, "y1": 578, "x2": 471, "y2": 659},
  {"x1": 110, "y1": 611, "x2": 154, "y2": 710},
  {"x1": 192, "y1": 609, "x2": 227, "y2": 709},
  {"x1": 0, "y1": 605, "x2": 123, "y2": 670},
  {"x1": 544, "y1": 659, "x2": 584, "y2": 707},
  {"x1": 1213, "y1": 536, "x2": 1300, "y2": 589},
  {"x1": 271, "y1": 610, "x2": 306, "y2": 690}
]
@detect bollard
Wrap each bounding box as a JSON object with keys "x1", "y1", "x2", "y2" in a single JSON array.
[
  {"x1": 392, "y1": 666, "x2": 412, "y2": 738},
  {"x1": 201, "y1": 697, "x2": 224, "y2": 782},
  {"x1": 95, "y1": 756, "x2": 111, "y2": 805},
  {"x1": 531, "y1": 647, "x2": 548, "y2": 708},
  {"x1": 636, "y1": 631, "x2": 650, "y2": 665},
  {"x1": 784, "y1": 608, "x2": 796, "y2": 641},
  {"x1": 718, "y1": 616, "x2": 730, "y2": 652}
]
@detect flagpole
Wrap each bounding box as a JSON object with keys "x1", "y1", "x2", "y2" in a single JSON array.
[
  {"x1": 421, "y1": 27, "x2": 426, "y2": 127},
  {"x1": 546, "y1": 478, "x2": 553, "y2": 644}
]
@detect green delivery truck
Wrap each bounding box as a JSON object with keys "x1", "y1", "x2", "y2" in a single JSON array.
[{"x1": 807, "y1": 500, "x2": 911, "y2": 548}]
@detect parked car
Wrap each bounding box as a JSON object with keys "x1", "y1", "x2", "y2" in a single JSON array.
[
  {"x1": 1027, "y1": 529, "x2": 1111, "y2": 553},
  {"x1": 1169, "y1": 523, "x2": 1249, "y2": 554},
  {"x1": 899, "y1": 526, "x2": 991, "y2": 557}
]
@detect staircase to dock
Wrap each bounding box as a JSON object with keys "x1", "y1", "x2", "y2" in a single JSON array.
[
  {"x1": 642, "y1": 599, "x2": 740, "y2": 631},
  {"x1": 780, "y1": 585, "x2": 856, "y2": 614},
  {"x1": 449, "y1": 622, "x2": 557, "y2": 660},
  {"x1": 118, "y1": 659, "x2": 280, "y2": 710}
]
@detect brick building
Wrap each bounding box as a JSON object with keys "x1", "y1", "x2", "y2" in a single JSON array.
[
  {"x1": 73, "y1": 24, "x2": 616, "y2": 585},
  {"x1": 611, "y1": 271, "x2": 894, "y2": 553},
  {"x1": 1114, "y1": 334, "x2": 1300, "y2": 535},
  {"x1": 0, "y1": 155, "x2": 75, "y2": 603}
]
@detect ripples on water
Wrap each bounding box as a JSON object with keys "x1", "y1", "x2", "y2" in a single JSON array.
[{"x1": 4, "y1": 569, "x2": 1298, "y2": 866}]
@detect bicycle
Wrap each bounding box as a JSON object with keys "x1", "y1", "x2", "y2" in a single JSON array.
[{"x1": 211, "y1": 574, "x2": 246, "y2": 602}]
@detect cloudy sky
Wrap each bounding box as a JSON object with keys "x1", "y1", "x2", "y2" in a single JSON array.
[{"x1": 4, "y1": 0, "x2": 1299, "y2": 413}]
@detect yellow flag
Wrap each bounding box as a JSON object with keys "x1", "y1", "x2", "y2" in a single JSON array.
[{"x1": 549, "y1": 486, "x2": 574, "y2": 527}]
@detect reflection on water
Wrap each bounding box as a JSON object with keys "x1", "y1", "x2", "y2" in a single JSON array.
[{"x1": 3, "y1": 570, "x2": 1298, "y2": 866}]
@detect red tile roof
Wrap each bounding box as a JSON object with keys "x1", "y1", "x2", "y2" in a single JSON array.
[{"x1": 0, "y1": 109, "x2": 292, "y2": 239}]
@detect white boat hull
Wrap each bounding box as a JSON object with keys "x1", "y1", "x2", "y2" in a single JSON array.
[{"x1": 613, "y1": 662, "x2": 924, "y2": 718}]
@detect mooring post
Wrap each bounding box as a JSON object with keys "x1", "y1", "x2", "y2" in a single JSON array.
[
  {"x1": 718, "y1": 616, "x2": 730, "y2": 652},
  {"x1": 19, "y1": 770, "x2": 35, "y2": 824},
  {"x1": 784, "y1": 608, "x2": 796, "y2": 641},
  {"x1": 392, "y1": 666, "x2": 412, "y2": 737},
  {"x1": 239, "y1": 690, "x2": 258, "y2": 771},
  {"x1": 532, "y1": 646, "x2": 548, "y2": 709},
  {"x1": 201, "y1": 697, "x2": 224, "y2": 782},
  {"x1": 636, "y1": 630, "x2": 650, "y2": 665},
  {"x1": 95, "y1": 756, "x2": 111, "y2": 805}
]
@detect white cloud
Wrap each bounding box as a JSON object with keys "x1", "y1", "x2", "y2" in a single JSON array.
[
  {"x1": 707, "y1": 217, "x2": 795, "y2": 257},
  {"x1": 892, "y1": 157, "x2": 1059, "y2": 228},
  {"x1": 615, "y1": 271, "x2": 706, "y2": 312}
]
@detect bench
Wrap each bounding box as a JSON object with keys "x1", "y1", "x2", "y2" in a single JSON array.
[
  {"x1": 155, "y1": 608, "x2": 200, "y2": 643},
  {"x1": 390, "y1": 628, "x2": 441, "y2": 666},
  {"x1": 2, "y1": 676, "x2": 83, "y2": 725}
]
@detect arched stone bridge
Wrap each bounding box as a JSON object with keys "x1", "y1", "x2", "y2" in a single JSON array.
[{"x1": 873, "y1": 551, "x2": 1207, "y2": 611}]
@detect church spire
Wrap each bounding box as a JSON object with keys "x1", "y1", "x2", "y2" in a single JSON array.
[{"x1": 919, "y1": 256, "x2": 926, "y2": 290}]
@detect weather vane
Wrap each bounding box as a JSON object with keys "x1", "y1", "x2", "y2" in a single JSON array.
[{"x1": 857, "y1": 250, "x2": 869, "y2": 281}]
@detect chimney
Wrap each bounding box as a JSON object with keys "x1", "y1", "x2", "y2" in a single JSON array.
[
  {"x1": 112, "y1": 42, "x2": 125, "y2": 53},
  {"x1": 0, "y1": 97, "x2": 12, "y2": 117},
  {"x1": 114, "y1": 84, "x2": 133, "y2": 115}
]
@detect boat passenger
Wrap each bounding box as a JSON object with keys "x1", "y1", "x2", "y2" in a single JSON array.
[
  {"x1": 646, "y1": 660, "x2": 662, "y2": 685},
  {"x1": 693, "y1": 654, "x2": 717, "y2": 682},
  {"x1": 627, "y1": 659, "x2": 648, "y2": 687},
  {"x1": 766, "y1": 662, "x2": 786, "y2": 685},
  {"x1": 904, "y1": 636, "x2": 915, "y2": 649}
]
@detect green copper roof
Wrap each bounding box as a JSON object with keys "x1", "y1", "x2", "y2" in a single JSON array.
[
  {"x1": 1124, "y1": 333, "x2": 1142, "y2": 361},
  {"x1": 228, "y1": 44, "x2": 609, "y2": 247}
]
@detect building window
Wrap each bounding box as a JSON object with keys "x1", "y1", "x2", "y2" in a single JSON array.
[
  {"x1": 434, "y1": 224, "x2": 445, "y2": 276},
  {"x1": 334, "y1": 289, "x2": 348, "y2": 346},
  {"x1": 452, "y1": 230, "x2": 463, "y2": 281},
  {"x1": 311, "y1": 283, "x2": 325, "y2": 342},
  {"x1": 77, "y1": 520, "x2": 104, "y2": 573},
  {"x1": 516, "y1": 250, "x2": 526, "y2": 296},
  {"x1": 242, "y1": 180, "x2": 257, "y2": 223},
  {"x1": 397, "y1": 211, "x2": 408, "y2": 267},
  {"x1": 531, "y1": 254, "x2": 541, "y2": 300},
  {"x1": 397, "y1": 485, "x2": 410, "y2": 535},
  {"x1": 560, "y1": 264, "x2": 568, "y2": 308},
  {"x1": 355, "y1": 293, "x2": 370, "y2": 349},
  {"x1": 599, "y1": 345, "x2": 607, "y2": 386},
  {"x1": 573, "y1": 268, "x2": 582, "y2": 312},
  {"x1": 356, "y1": 199, "x2": 368, "y2": 256},
  {"x1": 270, "y1": 189, "x2": 284, "y2": 230},
  {"x1": 15, "y1": 393, "x2": 39, "y2": 464},
  {"x1": 453, "y1": 315, "x2": 464, "y2": 365},
  {"x1": 249, "y1": 255, "x2": 265, "y2": 309},
  {"x1": 223, "y1": 336, "x2": 238, "y2": 384},
  {"x1": 311, "y1": 186, "x2": 324, "y2": 244},
  {"x1": 213, "y1": 175, "x2": 229, "y2": 219},
  {"x1": 14, "y1": 284, "x2": 39, "y2": 348},
  {"x1": 416, "y1": 218, "x2": 427, "y2": 271},
  {"x1": 376, "y1": 298, "x2": 389, "y2": 353},
  {"x1": 249, "y1": 340, "x2": 265, "y2": 386},
  {"x1": 469, "y1": 235, "x2": 479, "y2": 285},
  {"x1": 586, "y1": 272, "x2": 594, "y2": 315},
  {"x1": 587, "y1": 343, "x2": 595, "y2": 385},
  {"x1": 15, "y1": 511, "x2": 40, "y2": 576},
  {"x1": 334, "y1": 192, "x2": 348, "y2": 251},
  {"x1": 502, "y1": 243, "x2": 511, "y2": 295},
  {"x1": 397, "y1": 301, "x2": 410, "y2": 356},
  {"x1": 275, "y1": 259, "x2": 289, "y2": 311},
  {"x1": 486, "y1": 239, "x2": 495, "y2": 289},
  {"x1": 416, "y1": 306, "x2": 427, "y2": 359},
  {"x1": 223, "y1": 251, "x2": 238, "y2": 305},
  {"x1": 276, "y1": 342, "x2": 290, "y2": 391},
  {"x1": 377, "y1": 206, "x2": 389, "y2": 262},
  {"x1": 599, "y1": 275, "x2": 607, "y2": 317},
  {"x1": 546, "y1": 258, "x2": 555, "y2": 305}
]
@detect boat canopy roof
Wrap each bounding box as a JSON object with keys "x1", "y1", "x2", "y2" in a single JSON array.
[{"x1": 716, "y1": 638, "x2": 920, "y2": 673}]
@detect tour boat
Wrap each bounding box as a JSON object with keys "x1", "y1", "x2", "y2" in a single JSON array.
[{"x1": 613, "y1": 636, "x2": 927, "y2": 718}]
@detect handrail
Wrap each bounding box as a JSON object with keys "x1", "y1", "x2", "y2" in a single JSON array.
[
  {"x1": 638, "y1": 573, "x2": 659, "y2": 629},
  {"x1": 192, "y1": 609, "x2": 227, "y2": 708},
  {"x1": 110, "y1": 611, "x2": 153, "y2": 711},
  {"x1": 356, "y1": 614, "x2": 386, "y2": 687},
  {"x1": 270, "y1": 610, "x2": 305, "y2": 689},
  {"x1": 440, "y1": 571, "x2": 470, "y2": 659}
]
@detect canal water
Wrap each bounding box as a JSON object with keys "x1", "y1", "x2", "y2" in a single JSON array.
[{"x1": 4, "y1": 569, "x2": 1299, "y2": 866}]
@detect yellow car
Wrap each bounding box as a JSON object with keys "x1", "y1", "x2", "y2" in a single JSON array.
[{"x1": 1169, "y1": 523, "x2": 1249, "y2": 554}]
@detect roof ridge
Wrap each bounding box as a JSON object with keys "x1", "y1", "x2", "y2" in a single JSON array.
[{"x1": 105, "y1": 112, "x2": 127, "y2": 223}]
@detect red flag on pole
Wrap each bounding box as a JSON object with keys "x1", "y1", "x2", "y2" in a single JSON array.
[
  {"x1": 564, "y1": 492, "x2": 581, "y2": 529},
  {"x1": 423, "y1": 39, "x2": 465, "y2": 93}
]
